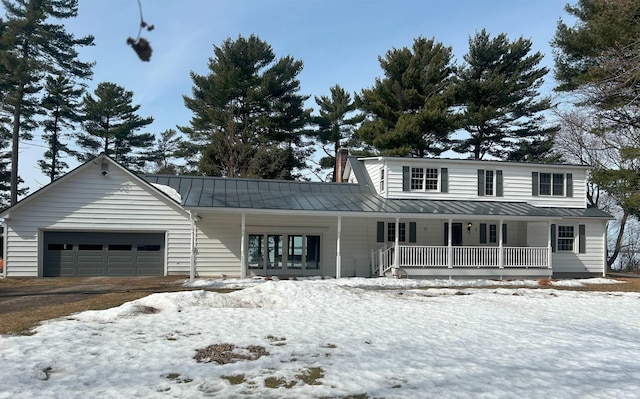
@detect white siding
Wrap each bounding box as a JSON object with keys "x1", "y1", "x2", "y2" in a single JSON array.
[
  {"x1": 363, "y1": 160, "x2": 384, "y2": 196},
  {"x1": 4, "y1": 160, "x2": 191, "y2": 277},
  {"x1": 376, "y1": 158, "x2": 588, "y2": 208},
  {"x1": 552, "y1": 220, "x2": 606, "y2": 276}
]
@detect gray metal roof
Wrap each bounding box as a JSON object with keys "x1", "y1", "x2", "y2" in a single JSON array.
[{"x1": 143, "y1": 169, "x2": 611, "y2": 219}]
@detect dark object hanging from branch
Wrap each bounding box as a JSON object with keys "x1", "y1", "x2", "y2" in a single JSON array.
[{"x1": 127, "y1": 0, "x2": 154, "y2": 61}]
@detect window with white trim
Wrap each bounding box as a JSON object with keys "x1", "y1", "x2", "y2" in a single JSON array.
[
  {"x1": 540, "y1": 173, "x2": 565, "y2": 196},
  {"x1": 485, "y1": 170, "x2": 494, "y2": 196},
  {"x1": 557, "y1": 225, "x2": 575, "y2": 251},
  {"x1": 489, "y1": 224, "x2": 497, "y2": 243},
  {"x1": 248, "y1": 233, "x2": 321, "y2": 270},
  {"x1": 410, "y1": 167, "x2": 439, "y2": 191},
  {"x1": 379, "y1": 168, "x2": 385, "y2": 192},
  {"x1": 387, "y1": 222, "x2": 406, "y2": 242},
  {"x1": 411, "y1": 167, "x2": 424, "y2": 190}
]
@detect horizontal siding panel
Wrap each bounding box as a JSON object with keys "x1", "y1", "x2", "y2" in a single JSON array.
[{"x1": 5, "y1": 163, "x2": 191, "y2": 277}]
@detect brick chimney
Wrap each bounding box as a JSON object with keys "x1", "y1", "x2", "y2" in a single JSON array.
[{"x1": 335, "y1": 148, "x2": 349, "y2": 182}]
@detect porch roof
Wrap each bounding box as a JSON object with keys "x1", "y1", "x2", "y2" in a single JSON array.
[{"x1": 143, "y1": 174, "x2": 611, "y2": 219}]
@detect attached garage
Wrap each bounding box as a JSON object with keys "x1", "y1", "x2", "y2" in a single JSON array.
[{"x1": 43, "y1": 231, "x2": 165, "y2": 277}]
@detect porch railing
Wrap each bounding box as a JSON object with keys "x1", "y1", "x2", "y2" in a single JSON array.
[{"x1": 373, "y1": 245, "x2": 549, "y2": 273}]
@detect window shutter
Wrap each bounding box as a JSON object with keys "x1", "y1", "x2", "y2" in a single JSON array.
[
  {"x1": 402, "y1": 166, "x2": 410, "y2": 191},
  {"x1": 376, "y1": 221, "x2": 384, "y2": 243},
  {"x1": 443, "y1": 222, "x2": 449, "y2": 246},
  {"x1": 409, "y1": 222, "x2": 417, "y2": 243},
  {"x1": 532, "y1": 172, "x2": 539, "y2": 196},
  {"x1": 496, "y1": 170, "x2": 503, "y2": 197},
  {"x1": 440, "y1": 168, "x2": 448, "y2": 193},
  {"x1": 551, "y1": 224, "x2": 556, "y2": 252},
  {"x1": 502, "y1": 223, "x2": 507, "y2": 245},
  {"x1": 566, "y1": 173, "x2": 573, "y2": 197},
  {"x1": 477, "y1": 169, "x2": 485, "y2": 196},
  {"x1": 479, "y1": 223, "x2": 487, "y2": 243},
  {"x1": 579, "y1": 224, "x2": 586, "y2": 253}
]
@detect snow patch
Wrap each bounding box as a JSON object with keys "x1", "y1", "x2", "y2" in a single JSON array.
[{"x1": 151, "y1": 183, "x2": 182, "y2": 203}]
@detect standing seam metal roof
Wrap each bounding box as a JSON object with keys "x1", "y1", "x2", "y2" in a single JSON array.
[{"x1": 143, "y1": 158, "x2": 612, "y2": 219}]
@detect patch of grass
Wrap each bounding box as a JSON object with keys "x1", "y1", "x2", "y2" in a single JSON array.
[
  {"x1": 320, "y1": 343, "x2": 337, "y2": 349},
  {"x1": 296, "y1": 367, "x2": 324, "y2": 385},
  {"x1": 267, "y1": 335, "x2": 287, "y2": 346},
  {"x1": 221, "y1": 374, "x2": 246, "y2": 385},
  {"x1": 0, "y1": 292, "x2": 148, "y2": 335},
  {"x1": 264, "y1": 376, "x2": 296, "y2": 389},
  {"x1": 165, "y1": 373, "x2": 192, "y2": 383},
  {"x1": 194, "y1": 343, "x2": 269, "y2": 364}
]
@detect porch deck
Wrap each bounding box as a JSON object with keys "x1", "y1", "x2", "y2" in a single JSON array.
[{"x1": 372, "y1": 245, "x2": 552, "y2": 279}]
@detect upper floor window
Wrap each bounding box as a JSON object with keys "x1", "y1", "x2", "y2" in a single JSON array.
[
  {"x1": 403, "y1": 166, "x2": 448, "y2": 193},
  {"x1": 533, "y1": 172, "x2": 573, "y2": 197},
  {"x1": 478, "y1": 169, "x2": 503, "y2": 197},
  {"x1": 410, "y1": 167, "x2": 438, "y2": 191},
  {"x1": 379, "y1": 168, "x2": 385, "y2": 192}
]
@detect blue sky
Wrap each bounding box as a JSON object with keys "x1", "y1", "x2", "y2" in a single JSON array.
[{"x1": 18, "y1": 0, "x2": 572, "y2": 192}]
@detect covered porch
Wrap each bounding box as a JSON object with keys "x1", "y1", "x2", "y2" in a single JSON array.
[{"x1": 370, "y1": 217, "x2": 554, "y2": 279}]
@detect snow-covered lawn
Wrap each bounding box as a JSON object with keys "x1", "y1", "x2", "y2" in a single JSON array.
[{"x1": 1, "y1": 278, "x2": 639, "y2": 398}]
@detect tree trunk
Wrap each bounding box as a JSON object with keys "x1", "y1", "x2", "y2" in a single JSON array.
[
  {"x1": 10, "y1": 80, "x2": 24, "y2": 206},
  {"x1": 607, "y1": 210, "x2": 629, "y2": 271}
]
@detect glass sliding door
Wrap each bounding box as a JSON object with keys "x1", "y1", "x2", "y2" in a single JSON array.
[
  {"x1": 248, "y1": 234, "x2": 264, "y2": 269},
  {"x1": 267, "y1": 235, "x2": 283, "y2": 269},
  {"x1": 287, "y1": 235, "x2": 303, "y2": 269},
  {"x1": 305, "y1": 235, "x2": 320, "y2": 269}
]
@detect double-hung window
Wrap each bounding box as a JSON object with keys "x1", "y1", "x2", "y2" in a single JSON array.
[
  {"x1": 537, "y1": 172, "x2": 568, "y2": 196},
  {"x1": 424, "y1": 168, "x2": 439, "y2": 190},
  {"x1": 485, "y1": 170, "x2": 494, "y2": 196},
  {"x1": 411, "y1": 167, "x2": 424, "y2": 190},
  {"x1": 387, "y1": 223, "x2": 406, "y2": 242},
  {"x1": 379, "y1": 168, "x2": 385, "y2": 192},
  {"x1": 557, "y1": 226, "x2": 574, "y2": 251}
]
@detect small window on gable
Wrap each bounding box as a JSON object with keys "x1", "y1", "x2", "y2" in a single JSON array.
[{"x1": 380, "y1": 168, "x2": 385, "y2": 192}]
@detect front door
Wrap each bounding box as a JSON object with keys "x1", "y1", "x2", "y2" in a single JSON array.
[{"x1": 443, "y1": 223, "x2": 463, "y2": 246}]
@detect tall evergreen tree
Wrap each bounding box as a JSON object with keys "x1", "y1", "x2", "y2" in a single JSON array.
[
  {"x1": 144, "y1": 128, "x2": 183, "y2": 174},
  {"x1": 454, "y1": 29, "x2": 558, "y2": 160},
  {"x1": 357, "y1": 37, "x2": 457, "y2": 157},
  {"x1": 38, "y1": 74, "x2": 83, "y2": 182},
  {"x1": 312, "y1": 85, "x2": 364, "y2": 181},
  {"x1": 181, "y1": 34, "x2": 311, "y2": 179},
  {"x1": 77, "y1": 82, "x2": 154, "y2": 169},
  {"x1": 553, "y1": 0, "x2": 640, "y2": 270},
  {"x1": 0, "y1": 0, "x2": 94, "y2": 204}
]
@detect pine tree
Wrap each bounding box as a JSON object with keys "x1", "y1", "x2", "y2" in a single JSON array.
[
  {"x1": 181, "y1": 34, "x2": 311, "y2": 179},
  {"x1": 454, "y1": 29, "x2": 558, "y2": 160},
  {"x1": 357, "y1": 37, "x2": 457, "y2": 157},
  {"x1": 0, "y1": 0, "x2": 94, "y2": 204},
  {"x1": 144, "y1": 128, "x2": 183, "y2": 174},
  {"x1": 312, "y1": 85, "x2": 364, "y2": 181},
  {"x1": 77, "y1": 82, "x2": 154, "y2": 169},
  {"x1": 38, "y1": 74, "x2": 83, "y2": 182}
]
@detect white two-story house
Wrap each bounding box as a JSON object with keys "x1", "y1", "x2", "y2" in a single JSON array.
[{"x1": 0, "y1": 152, "x2": 611, "y2": 279}]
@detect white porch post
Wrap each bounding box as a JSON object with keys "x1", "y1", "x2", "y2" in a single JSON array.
[
  {"x1": 240, "y1": 213, "x2": 246, "y2": 279},
  {"x1": 394, "y1": 217, "x2": 400, "y2": 267},
  {"x1": 447, "y1": 218, "x2": 453, "y2": 268},
  {"x1": 547, "y1": 221, "x2": 553, "y2": 269},
  {"x1": 498, "y1": 219, "x2": 504, "y2": 269},
  {"x1": 336, "y1": 216, "x2": 342, "y2": 279}
]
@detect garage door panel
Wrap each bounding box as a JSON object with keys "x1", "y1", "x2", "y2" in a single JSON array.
[{"x1": 44, "y1": 232, "x2": 164, "y2": 277}]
